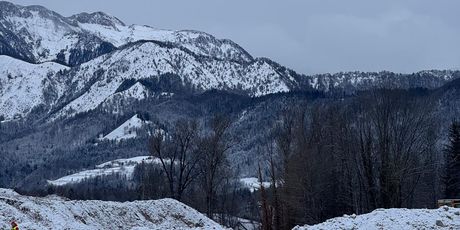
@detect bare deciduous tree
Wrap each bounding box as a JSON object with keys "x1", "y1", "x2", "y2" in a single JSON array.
[
  {"x1": 197, "y1": 114, "x2": 232, "y2": 218},
  {"x1": 149, "y1": 119, "x2": 200, "y2": 201}
]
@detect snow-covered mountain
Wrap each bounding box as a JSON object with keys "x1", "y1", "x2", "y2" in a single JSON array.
[
  {"x1": 0, "y1": 55, "x2": 68, "y2": 119},
  {"x1": 1, "y1": 1, "x2": 459, "y2": 121},
  {"x1": 0, "y1": 1, "x2": 115, "y2": 66},
  {"x1": 0, "y1": 188, "x2": 225, "y2": 229},
  {"x1": 0, "y1": 0, "x2": 251, "y2": 66},
  {"x1": 51, "y1": 41, "x2": 293, "y2": 118},
  {"x1": 0, "y1": 1, "x2": 300, "y2": 120}
]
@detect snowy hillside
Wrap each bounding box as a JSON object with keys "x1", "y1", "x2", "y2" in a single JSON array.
[
  {"x1": 0, "y1": 189, "x2": 224, "y2": 229},
  {"x1": 53, "y1": 41, "x2": 292, "y2": 118},
  {"x1": 294, "y1": 207, "x2": 460, "y2": 230},
  {"x1": 100, "y1": 114, "x2": 148, "y2": 141},
  {"x1": 0, "y1": 1, "x2": 114, "y2": 66},
  {"x1": 48, "y1": 157, "x2": 267, "y2": 192},
  {"x1": 306, "y1": 70, "x2": 460, "y2": 92},
  {"x1": 48, "y1": 156, "x2": 160, "y2": 186},
  {"x1": 0, "y1": 55, "x2": 68, "y2": 119},
  {"x1": 75, "y1": 19, "x2": 253, "y2": 63}
]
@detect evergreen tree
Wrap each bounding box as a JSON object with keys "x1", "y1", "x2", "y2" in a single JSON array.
[{"x1": 444, "y1": 121, "x2": 460, "y2": 198}]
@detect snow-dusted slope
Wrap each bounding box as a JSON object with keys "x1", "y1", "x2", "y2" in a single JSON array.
[
  {"x1": 54, "y1": 41, "x2": 291, "y2": 118},
  {"x1": 101, "y1": 114, "x2": 147, "y2": 141},
  {"x1": 112, "y1": 82, "x2": 149, "y2": 101},
  {"x1": 306, "y1": 70, "x2": 460, "y2": 92},
  {"x1": 75, "y1": 20, "x2": 253, "y2": 63},
  {"x1": 0, "y1": 189, "x2": 224, "y2": 229},
  {"x1": 294, "y1": 207, "x2": 460, "y2": 230},
  {"x1": 0, "y1": 1, "x2": 298, "y2": 119},
  {"x1": 0, "y1": 55, "x2": 68, "y2": 119},
  {"x1": 48, "y1": 156, "x2": 160, "y2": 186},
  {"x1": 0, "y1": 1, "x2": 115, "y2": 66}
]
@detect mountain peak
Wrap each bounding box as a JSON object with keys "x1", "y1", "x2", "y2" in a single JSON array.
[{"x1": 69, "y1": 11, "x2": 125, "y2": 28}]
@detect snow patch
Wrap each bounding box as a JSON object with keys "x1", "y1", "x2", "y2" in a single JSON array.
[
  {"x1": 0, "y1": 55, "x2": 68, "y2": 119},
  {"x1": 0, "y1": 188, "x2": 225, "y2": 229},
  {"x1": 239, "y1": 177, "x2": 271, "y2": 192},
  {"x1": 47, "y1": 156, "x2": 161, "y2": 186},
  {"x1": 294, "y1": 206, "x2": 460, "y2": 230},
  {"x1": 100, "y1": 114, "x2": 147, "y2": 141}
]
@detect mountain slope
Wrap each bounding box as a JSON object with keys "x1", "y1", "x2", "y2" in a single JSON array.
[
  {"x1": 0, "y1": 55, "x2": 68, "y2": 119},
  {"x1": 100, "y1": 114, "x2": 148, "y2": 141},
  {"x1": 0, "y1": 1, "x2": 300, "y2": 120},
  {"x1": 305, "y1": 70, "x2": 460, "y2": 92},
  {"x1": 0, "y1": 188, "x2": 224, "y2": 229},
  {"x1": 51, "y1": 41, "x2": 293, "y2": 118},
  {"x1": 73, "y1": 16, "x2": 253, "y2": 63},
  {"x1": 0, "y1": 1, "x2": 115, "y2": 66}
]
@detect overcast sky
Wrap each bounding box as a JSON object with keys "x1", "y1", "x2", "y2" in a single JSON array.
[{"x1": 8, "y1": 0, "x2": 460, "y2": 75}]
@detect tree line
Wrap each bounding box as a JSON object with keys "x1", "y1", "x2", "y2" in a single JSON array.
[{"x1": 258, "y1": 89, "x2": 460, "y2": 229}]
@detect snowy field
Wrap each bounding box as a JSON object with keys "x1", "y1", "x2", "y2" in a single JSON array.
[
  {"x1": 49, "y1": 156, "x2": 266, "y2": 191},
  {"x1": 0, "y1": 189, "x2": 225, "y2": 229},
  {"x1": 48, "y1": 156, "x2": 160, "y2": 186},
  {"x1": 100, "y1": 114, "x2": 147, "y2": 141},
  {"x1": 294, "y1": 206, "x2": 460, "y2": 230},
  {"x1": 239, "y1": 177, "x2": 271, "y2": 192}
]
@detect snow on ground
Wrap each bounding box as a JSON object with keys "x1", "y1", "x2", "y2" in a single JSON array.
[
  {"x1": 0, "y1": 189, "x2": 225, "y2": 230},
  {"x1": 213, "y1": 214, "x2": 259, "y2": 230},
  {"x1": 237, "y1": 218, "x2": 260, "y2": 230},
  {"x1": 294, "y1": 206, "x2": 460, "y2": 230},
  {"x1": 48, "y1": 156, "x2": 161, "y2": 186},
  {"x1": 100, "y1": 114, "x2": 146, "y2": 141},
  {"x1": 239, "y1": 177, "x2": 271, "y2": 192}
]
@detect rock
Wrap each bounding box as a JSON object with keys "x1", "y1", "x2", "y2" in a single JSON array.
[
  {"x1": 454, "y1": 211, "x2": 460, "y2": 216},
  {"x1": 443, "y1": 206, "x2": 449, "y2": 211},
  {"x1": 436, "y1": 219, "x2": 445, "y2": 227}
]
